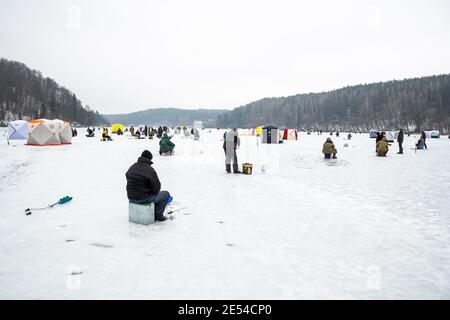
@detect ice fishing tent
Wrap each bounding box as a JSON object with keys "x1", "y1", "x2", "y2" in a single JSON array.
[
  {"x1": 26, "y1": 119, "x2": 72, "y2": 146},
  {"x1": 7, "y1": 120, "x2": 28, "y2": 140},
  {"x1": 193, "y1": 121, "x2": 203, "y2": 130},
  {"x1": 282, "y1": 128, "x2": 298, "y2": 140},
  {"x1": 425, "y1": 130, "x2": 440, "y2": 138},
  {"x1": 384, "y1": 131, "x2": 395, "y2": 142},
  {"x1": 370, "y1": 130, "x2": 379, "y2": 138},
  {"x1": 238, "y1": 129, "x2": 251, "y2": 136},
  {"x1": 58, "y1": 122, "x2": 73, "y2": 144},
  {"x1": 255, "y1": 127, "x2": 263, "y2": 136},
  {"x1": 431, "y1": 130, "x2": 440, "y2": 138},
  {"x1": 370, "y1": 130, "x2": 394, "y2": 142},
  {"x1": 262, "y1": 126, "x2": 279, "y2": 144},
  {"x1": 111, "y1": 124, "x2": 125, "y2": 133}
]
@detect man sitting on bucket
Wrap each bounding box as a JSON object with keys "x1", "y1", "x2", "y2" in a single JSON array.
[{"x1": 126, "y1": 150, "x2": 171, "y2": 221}]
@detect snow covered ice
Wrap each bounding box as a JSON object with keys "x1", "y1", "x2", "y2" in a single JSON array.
[{"x1": 0, "y1": 128, "x2": 450, "y2": 299}]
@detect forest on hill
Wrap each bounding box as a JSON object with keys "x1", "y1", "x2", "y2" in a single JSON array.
[
  {"x1": 0, "y1": 58, "x2": 109, "y2": 126},
  {"x1": 105, "y1": 108, "x2": 228, "y2": 128},
  {"x1": 217, "y1": 74, "x2": 450, "y2": 133}
]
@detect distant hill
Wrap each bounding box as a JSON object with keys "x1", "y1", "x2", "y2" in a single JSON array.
[
  {"x1": 0, "y1": 58, "x2": 109, "y2": 126},
  {"x1": 105, "y1": 108, "x2": 228, "y2": 127},
  {"x1": 217, "y1": 74, "x2": 450, "y2": 133}
]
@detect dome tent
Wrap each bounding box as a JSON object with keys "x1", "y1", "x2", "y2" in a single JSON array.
[
  {"x1": 425, "y1": 130, "x2": 440, "y2": 139},
  {"x1": 369, "y1": 130, "x2": 394, "y2": 142},
  {"x1": 111, "y1": 124, "x2": 125, "y2": 133},
  {"x1": 26, "y1": 119, "x2": 72, "y2": 146},
  {"x1": 8, "y1": 120, "x2": 28, "y2": 140},
  {"x1": 282, "y1": 128, "x2": 298, "y2": 140},
  {"x1": 385, "y1": 131, "x2": 395, "y2": 142},
  {"x1": 370, "y1": 130, "x2": 378, "y2": 138},
  {"x1": 59, "y1": 122, "x2": 72, "y2": 144}
]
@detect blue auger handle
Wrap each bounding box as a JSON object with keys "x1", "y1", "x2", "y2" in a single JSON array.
[
  {"x1": 58, "y1": 196, "x2": 73, "y2": 205},
  {"x1": 50, "y1": 196, "x2": 73, "y2": 207}
]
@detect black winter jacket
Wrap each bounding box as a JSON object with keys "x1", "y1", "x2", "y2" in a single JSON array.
[
  {"x1": 397, "y1": 131, "x2": 404, "y2": 143},
  {"x1": 126, "y1": 157, "x2": 161, "y2": 200}
]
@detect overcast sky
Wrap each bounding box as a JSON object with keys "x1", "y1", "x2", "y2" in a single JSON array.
[{"x1": 1, "y1": 0, "x2": 450, "y2": 114}]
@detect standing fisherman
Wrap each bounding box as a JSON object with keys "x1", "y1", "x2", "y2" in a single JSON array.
[
  {"x1": 223, "y1": 128, "x2": 241, "y2": 174},
  {"x1": 397, "y1": 129, "x2": 404, "y2": 154}
]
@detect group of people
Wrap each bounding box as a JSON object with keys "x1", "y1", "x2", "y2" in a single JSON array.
[
  {"x1": 376, "y1": 129, "x2": 428, "y2": 156},
  {"x1": 124, "y1": 128, "x2": 439, "y2": 223},
  {"x1": 129, "y1": 126, "x2": 169, "y2": 140},
  {"x1": 321, "y1": 129, "x2": 430, "y2": 159},
  {"x1": 124, "y1": 128, "x2": 238, "y2": 223}
]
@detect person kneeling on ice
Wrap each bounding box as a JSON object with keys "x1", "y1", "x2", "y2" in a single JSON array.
[
  {"x1": 159, "y1": 133, "x2": 175, "y2": 155},
  {"x1": 322, "y1": 137, "x2": 337, "y2": 159},
  {"x1": 376, "y1": 136, "x2": 389, "y2": 157},
  {"x1": 102, "y1": 128, "x2": 112, "y2": 141},
  {"x1": 126, "y1": 150, "x2": 170, "y2": 221},
  {"x1": 416, "y1": 132, "x2": 428, "y2": 150},
  {"x1": 86, "y1": 127, "x2": 95, "y2": 137}
]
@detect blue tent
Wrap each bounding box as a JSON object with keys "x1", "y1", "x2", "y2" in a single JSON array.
[{"x1": 8, "y1": 120, "x2": 28, "y2": 140}]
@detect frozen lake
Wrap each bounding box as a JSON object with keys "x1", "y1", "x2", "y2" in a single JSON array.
[{"x1": 0, "y1": 128, "x2": 449, "y2": 299}]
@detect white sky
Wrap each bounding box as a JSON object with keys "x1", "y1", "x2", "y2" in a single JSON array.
[{"x1": 1, "y1": 0, "x2": 450, "y2": 114}]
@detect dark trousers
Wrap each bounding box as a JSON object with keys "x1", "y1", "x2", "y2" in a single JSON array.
[
  {"x1": 398, "y1": 142, "x2": 403, "y2": 153},
  {"x1": 129, "y1": 191, "x2": 171, "y2": 221}
]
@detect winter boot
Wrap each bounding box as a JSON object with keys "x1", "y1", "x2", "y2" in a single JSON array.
[
  {"x1": 226, "y1": 164, "x2": 231, "y2": 173},
  {"x1": 233, "y1": 164, "x2": 241, "y2": 174}
]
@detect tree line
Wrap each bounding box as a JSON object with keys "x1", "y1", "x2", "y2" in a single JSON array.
[
  {"x1": 0, "y1": 58, "x2": 109, "y2": 126},
  {"x1": 216, "y1": 74, "x2": 450, "y2": 133},
  {"x1": 106, "y1": 108, "x2": 228, "y2": 127}
]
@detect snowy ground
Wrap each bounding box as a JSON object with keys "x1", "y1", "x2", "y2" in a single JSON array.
[{"x1": 0, "y1": 128, "x2": 449, "y2": 299}]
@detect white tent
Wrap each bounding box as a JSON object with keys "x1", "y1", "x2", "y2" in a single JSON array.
[
  {"x1": 425, "y1": 130, "x2": 440, "y2": 138},
  {"x1": 385, "y1": 131, "x2": 395, "y2": 142},
  {"x1": 238, "y1": 129, "x2": 252, "y2": 136},
  {"x1": 431, "y1": 130, "x2": 440, "y2": 138},
  {"x1": 59, "y1": 122, "x2": 73, "y2": 144},
  {"x1": 370, "y1": 130, "x2": 394, "y2": 142},
  {"x1": 193, "y1": 121, "x2": 203, "y2": 130},
  {"x1": 7, "y1": 120, "x2": 28, "y2": 140},
  {"x1": 369, "y1": 130, "x2": 378, "y2": 138},
  {"x1": 26, "y1": 119, "x2": 72, "y2": 146}
]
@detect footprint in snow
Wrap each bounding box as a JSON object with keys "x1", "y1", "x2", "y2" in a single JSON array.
[
  {"x1": 65, "y1": 240, "x2": 76, "y2": 243},
  {"x1": 90, "y1": 243, "x2": 114, "y2": 248},
  {"x1": 226, "y1": 243, "x2": 235, "y2": 247},
  {"x1": 218, "y1": 221, "x2": 225, "y2": 224}
]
